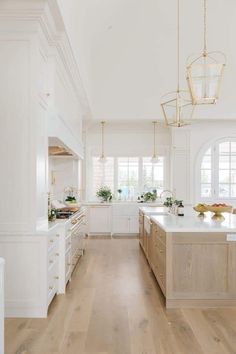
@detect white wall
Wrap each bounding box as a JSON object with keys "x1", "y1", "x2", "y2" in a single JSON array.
[{"x1": 48, "y1": 157, "x2": 80, "y2": 202}]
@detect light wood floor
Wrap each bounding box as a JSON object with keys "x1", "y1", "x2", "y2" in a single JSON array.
[{"x1": 5, "y1": 237, "x2": 236, "y2": 354}]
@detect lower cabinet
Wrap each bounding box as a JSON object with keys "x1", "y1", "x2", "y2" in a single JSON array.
[{"x1": 87, "y1": 205, "x2": 112, "y2": 235}]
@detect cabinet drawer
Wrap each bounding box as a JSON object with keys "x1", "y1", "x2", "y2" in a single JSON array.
[
  {"x1": 65, "y1": 235, "x2": 72, "y2": 252},
  {"x1": 47, "y1": 262, "x2": 59, "y2": 304},
  {"x1": 156, "y1": 226, "x2": 166, "y2": 245},
  {"x1": 153, "y1": 264, "x2": 166, "y2": 294},
  {"x1": 65, "y1": 249, "x2": 71, "y2": 282},
  {"x1": 154, "y1": 238, "x2": 166, "y2": 263}
]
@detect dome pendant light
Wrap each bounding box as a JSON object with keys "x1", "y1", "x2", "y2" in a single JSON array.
[
  {"x1": 151, "y1": 121, "x2": 159, "y2": 164},
  {"x1": 186, "y1": 0, "x2": 226, "y2": 105},
  {"x1": 161, "y1": 0, "x2": 195, "y2": 127},
  {"x1": 98, "y1": 121, "x2": 107, "y2": 163}
]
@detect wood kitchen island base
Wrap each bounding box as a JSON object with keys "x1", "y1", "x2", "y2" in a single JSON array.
[{"x1": 140, "y1": 212, "x2": 236, "y2": 309}]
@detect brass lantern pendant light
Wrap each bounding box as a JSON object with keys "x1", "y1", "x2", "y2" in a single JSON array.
[
  {"x1": 186, "y1": 0, "x2": 226, "y2": 105},
  {"x1": 161, "y1": 0, "x2": 194, "y2": 128},
  {"x1": 98, "y1": 121, "x2": 107, "y2": 163},
  {"x1": 151, "y1": 121, "x2": 159, "y2": 164}
]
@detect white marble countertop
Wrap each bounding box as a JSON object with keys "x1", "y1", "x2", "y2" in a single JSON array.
[
  {"x1": 139, "y1": 206, "x2": 168, "y2": 215},
  {"x1": 151, "y1": 212, "x2": 236, "y2": 233},
  {"x1": 84, "y1": 201, "x2": 162, "y2": 206}
]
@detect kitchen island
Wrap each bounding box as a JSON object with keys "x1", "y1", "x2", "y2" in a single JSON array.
[{"x1": 140, "y1": 211, "x2": 236, "y2": 308}]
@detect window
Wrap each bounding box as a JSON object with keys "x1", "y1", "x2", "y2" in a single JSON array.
[
  {"x1": 92, "y1": 157, "x2": 114, "y2": 197},
  {"x1": 91, "y1": 156, "x2": 166, "y2": 199},
  {"x1": 117, "y1": 157, "x2": 139, "y2": 199},
  {"x1": 143, "y1": 157, "x2": 164, "y2": 194},
  {"x1": 199, "y1": 139, "x2": 236, "y2": 200}
]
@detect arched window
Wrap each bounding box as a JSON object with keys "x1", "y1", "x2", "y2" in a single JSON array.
[{"x1": 200, "y1": 139, "x2": 236, "y2": 200}]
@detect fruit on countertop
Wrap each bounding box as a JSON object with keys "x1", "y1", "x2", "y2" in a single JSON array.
[
  {"x1": 211, "y1": 203, "x2": 228, "y2": 207},
  {"x1": 193, "y1": 203, "x2": 208, "y2": 213}
]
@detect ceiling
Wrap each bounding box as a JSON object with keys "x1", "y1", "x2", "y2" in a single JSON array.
[{"x1": 58, "y1": 0, "x2": 236, "y2": 122}]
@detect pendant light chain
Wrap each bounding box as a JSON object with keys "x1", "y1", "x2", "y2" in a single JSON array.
[{"x1": 204, "y1": 0, "x2": 207, "y2": 54}]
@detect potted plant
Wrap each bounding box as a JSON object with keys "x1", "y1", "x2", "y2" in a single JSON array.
[
  {"x1": 163, "y1": 196, "x2": 174, "y2": 212},
  {"x1": 143, "y1": 190, "x2": 157, "y2": 202},
  {"x1": 96, "y1": 186, "x2": 113, "y2": 202}
]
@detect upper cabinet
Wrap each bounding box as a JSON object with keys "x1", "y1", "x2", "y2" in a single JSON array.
[{"x1": 0, "y1": 0, "x2": 90, "y2": 232}]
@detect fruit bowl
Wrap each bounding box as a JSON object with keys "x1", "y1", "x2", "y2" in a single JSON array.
[
  {"x1": 193, "y1": 204, "x2": 208, "y2": 216},
  {"x1": 206, "y1": 204, "x2": 232, "y2": 220}
]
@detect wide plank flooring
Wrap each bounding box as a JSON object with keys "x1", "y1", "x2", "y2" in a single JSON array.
[{"x1": 5, "y1": 237, "x2": 236, "y2": 354}]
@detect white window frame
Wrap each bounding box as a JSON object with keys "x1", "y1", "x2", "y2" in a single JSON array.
[
  {"x1": 90, "y1": 155, "x2": 168, "y2": 200},
  {"x1": 197, "y1": 137, "x2": 236, "y2": 203}
]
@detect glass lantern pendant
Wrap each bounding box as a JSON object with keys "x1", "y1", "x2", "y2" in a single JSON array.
[
  {"x1": 161, "y1": 90, "x2": 194, "y2": 127},
  {"x1": 186, "y1": 0, "x2": 226, "y2": 105},
  {"x1": 161, "y1": 0, "x2": 195, "y2": 127}
]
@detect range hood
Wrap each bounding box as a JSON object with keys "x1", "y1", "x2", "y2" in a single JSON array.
[
  {"x1": 48, "y1": 146, "x2": 73, "y2": 157},
  {"x1": 48, "y1": 137, "x2": 74, "y2": 157}
]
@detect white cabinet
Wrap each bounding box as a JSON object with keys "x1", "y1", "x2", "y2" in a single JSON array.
[
  {"x1": 57, "y1": 208, "x2": 86, "y2": 294},
  {"x1": 112, "y1": 204, "x2": 139, "y2": 234},
  {"x1": 88, "y1": 206, "x2": 112, "y2": 235},
  {"x1": 0, "y1": 258, "x2": 4, "y2": 354},
  {"x1": 0, "y1": 224, "x2": 60, "y2": 318}
]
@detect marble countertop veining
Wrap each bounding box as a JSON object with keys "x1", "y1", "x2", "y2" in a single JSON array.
[{"x1": 150, "y1": 212, "x2": 236, "y2": 233}]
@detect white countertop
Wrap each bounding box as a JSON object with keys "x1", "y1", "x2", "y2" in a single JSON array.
[
  {"x1": 151, "y1": 212, "x2": 236, "y2": 233},
  {"x1": 139, "y1": 206, "x2": 168, "y2": 215},
  {"x1": 84, "y1": 201, "x2": 162, "y2": 206}
]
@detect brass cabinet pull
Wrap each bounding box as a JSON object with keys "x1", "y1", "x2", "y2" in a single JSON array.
[
  {"x1": 49, "y1": 286, "x2": 53, "y2": 290},
  {"x1": 49, "y1": 260, "x2": 53, "y2": 264},
  {"x1": 54, "y1": 276, "x2": 59, "y2": 280},
  {"x1": 50, "y1": 239, "x2": 54, "y2": 243}
]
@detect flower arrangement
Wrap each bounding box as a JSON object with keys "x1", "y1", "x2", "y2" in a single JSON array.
[
  {"x1": 64, "y1": 186, "x2": 78, "y2": 203},
  {"x1": 96, "y1": 186, "x2": 113, "y2": 202}
]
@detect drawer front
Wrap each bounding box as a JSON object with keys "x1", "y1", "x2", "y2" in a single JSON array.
[
  {"x1": 153, "y1": 264, "x2": 166, "y2": 294},
  {"x1": 48, "y1": 261, "x2": 59, "y2": 304},
  {"x1": 156, "y1": 226, "x2": 166, "y2": 245},
  {"x1": 65, "y1": 249, "x2": 71, "y2": 282},
  {"x1": 65, "y1": 234, "x2": 72, "y2": 253},
  {"x1": 48, "y1": 248, "x2": 59, "y2": 270}
]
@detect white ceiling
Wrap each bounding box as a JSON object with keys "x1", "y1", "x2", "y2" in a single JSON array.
[{"x1": 58, "y1": 0, "x2": 236, "y2": 122}]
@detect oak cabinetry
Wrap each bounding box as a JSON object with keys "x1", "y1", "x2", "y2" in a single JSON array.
[
  {"x1": 139, "y1": 211, "x2": 144, "y2": 248},
  {"x1": 139, "y1": 212, "x2": 236, "y2": 308}
]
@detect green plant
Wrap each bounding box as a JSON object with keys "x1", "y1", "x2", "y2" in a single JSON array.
[
  {"x1": 163, "y1": 197, "x2": 174, "y2": 207},
  {"x1": 65, "y1": 196, "x2": 76, "y2": 202},
  {"x1": 144, "y1": 191, "x2": 157, "y2": 202},
  {"x1": 96, "y1": 186, "x2": 113, "y2": 202}
]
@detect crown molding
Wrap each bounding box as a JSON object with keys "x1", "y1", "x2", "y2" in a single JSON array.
[{"x1": 0, "y1": 0, "x2": 92, "y2": 121}]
